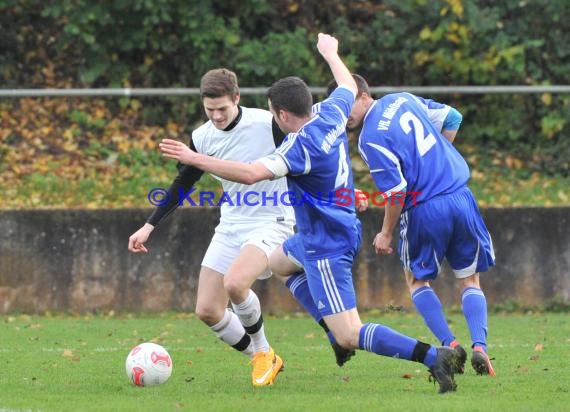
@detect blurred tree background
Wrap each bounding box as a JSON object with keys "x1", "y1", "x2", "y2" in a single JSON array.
[{"x1": 0, "y1": 0, "x2": 568, "y2": 208}]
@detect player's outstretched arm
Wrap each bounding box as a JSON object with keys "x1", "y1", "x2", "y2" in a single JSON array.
[
  {"x1": 316, "y1": 33, "x2": 357, "y2": 95},
  {"x1": 159, "y1": 138, "x2": 273, "y2": 185}
]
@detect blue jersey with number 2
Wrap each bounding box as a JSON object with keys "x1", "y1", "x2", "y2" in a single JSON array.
[
  {"x1": 358, "y1": 92, "x2": 470, "y2": 210},
  {"x1": 275, "y1": 86, "x2": 360, "y2": 259}
]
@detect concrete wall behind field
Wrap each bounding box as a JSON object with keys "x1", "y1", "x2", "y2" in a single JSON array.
[{"x1": 0, "y1": 208, "x2": 568, "y2": 314}]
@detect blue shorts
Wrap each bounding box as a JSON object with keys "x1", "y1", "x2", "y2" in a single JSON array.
[
  {"x1": 283, "y1": 233, "x2": 360, "y2": 317},
  {"x1": 400, "y1": 187, "x2": 495, "y2": 280}
]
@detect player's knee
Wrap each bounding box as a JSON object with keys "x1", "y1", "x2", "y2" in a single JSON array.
[
  {"x1": 195, "y1": 303, "x2": 221, "y2": 326},
  {"x1": 409, "y1": 277, "x2": 429, "y2": 292},
  {"x1": 223, "y1": 275, "x2": 248, "y2": 301},
  {"x1": 458, "y1": 273, "x2": 480, "y2": 289}
]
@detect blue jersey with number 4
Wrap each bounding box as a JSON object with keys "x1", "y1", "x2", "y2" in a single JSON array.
[
  {"x1": 358, "y1": 92, "x2": 470, "y2": 210},
  {"x1": 275, "y1": 86, "x2": 361, "y2": 259}
]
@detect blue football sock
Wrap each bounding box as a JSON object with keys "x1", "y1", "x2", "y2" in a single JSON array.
[
  {"x1": 462, "y1": 287, "x2": 488, "y2": 351},
  {"x1": 412, "y1": 286, "x2": 455, "y2": 346},
  {"x1": 286, "y1": 272, "x2": 336, "y2": 343},
  {"x1": 359, "y1": 323, "x2": 438, "y2": 367}
]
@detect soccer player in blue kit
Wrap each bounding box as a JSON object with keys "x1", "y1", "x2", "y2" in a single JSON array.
[
  {"x1": 340, "y1": 75, "x2": 496, "y2": 376},
  {"x1": 159, "y1": 33, "x2": 459, "y2": 393}
]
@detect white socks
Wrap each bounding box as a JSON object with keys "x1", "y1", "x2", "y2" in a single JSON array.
[
  {"x1": 210, "y1": 308, "x2": 254, "y2": 356},
  {"x1": 232, "y1": 290, "x2": 270, "y2": 353}
]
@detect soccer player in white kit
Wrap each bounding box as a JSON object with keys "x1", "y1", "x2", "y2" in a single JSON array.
[
  {"x1": 159, "y1": 34, "x2": 460, "y2": 394},
  {"x1": 128, "y1": 68, "x2": 294, "y2": 387}
]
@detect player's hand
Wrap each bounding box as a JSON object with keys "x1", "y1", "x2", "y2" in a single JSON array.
[
  {"x1": 159, "y1": 139, "x2": 198, "y2": 164},
  {"x1": 373, "y1": 231, "x2": 393, "y2": 255},
  {"x1": 317, "y1": 33, "x2": 339, "y2": 59},
  {"x1": 354, "y1": 188, "x2": 369, "y2": 213},
  {"x1": 128, "y1": 223, "x2": 154, "y2": 253}
]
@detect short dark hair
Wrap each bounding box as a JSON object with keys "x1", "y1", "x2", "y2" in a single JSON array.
[
  {"x1": 200, "y1": 68, "x2": 239, "y2": 100},
  {"x1": 267, "y1": 76, "x2": 313, "y2": 117},
  {"x1": 325, "y1": 73, "x2": 370, "y2": 98}
]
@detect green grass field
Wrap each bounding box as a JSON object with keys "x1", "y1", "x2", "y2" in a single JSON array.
[{"x1": 1, "y1": 312, "x2": 568, "y2": 412}]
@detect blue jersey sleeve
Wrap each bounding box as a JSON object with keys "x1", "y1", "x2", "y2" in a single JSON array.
[
  {"x1": 405, "y1": 93, "x2": 462, "y2": 133},
  {"x1": 442, "y1": 107, "x2": 463, "y2": 131},
  {"x1": 325, "y1": 86, "x2": 355, "y2": 119}
]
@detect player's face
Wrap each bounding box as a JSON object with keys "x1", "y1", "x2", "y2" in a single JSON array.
[
  {"x1": 347, "y1": 94, "x2": 368, "y2": 130},
  {"x1": 203, "y1": 95, "x2": 240, "y2": 130}
]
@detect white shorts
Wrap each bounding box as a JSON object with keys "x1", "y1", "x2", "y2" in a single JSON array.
[{"x1": 202, "y1": 221, "x2": 294, "y2": 280}]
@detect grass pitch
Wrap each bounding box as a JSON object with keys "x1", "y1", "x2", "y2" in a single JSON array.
[{"x1": 0, "y1": 311, "x2": 568, "y2": 412}]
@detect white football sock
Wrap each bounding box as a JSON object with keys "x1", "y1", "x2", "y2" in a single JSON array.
[
  {"x1": 210, "y1": 308, "x2": 254, "y2": 356},
  {"x1": 232, "y1": 290, "x2": 270, "y2": 353}
]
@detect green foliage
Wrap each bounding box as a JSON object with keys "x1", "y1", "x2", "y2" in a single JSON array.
[
  {"x1": 39, "y1": 0, "x2": 237, "y2": 87},
  {"x1": 0, "y1": 0, "x2": 569, "y2": 210},
  {"x1": 234, "y1": 28, "x2": 319, "y2": 83}
]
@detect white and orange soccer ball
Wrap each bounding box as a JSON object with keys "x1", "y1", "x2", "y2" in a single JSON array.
[{"x1": 125, "y1": 342, "x2": 173, "y2": 387}]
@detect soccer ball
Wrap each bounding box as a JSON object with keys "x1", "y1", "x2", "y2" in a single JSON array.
[{"x1": 125, "y1": 342, "x2": 173, "y2": 387}]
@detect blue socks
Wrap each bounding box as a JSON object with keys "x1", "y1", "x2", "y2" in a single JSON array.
[
  {"x1": 412, "y1": 286, "x2": 455, "y2": 346},
  {"x1": 359, "y1": 323, "x2": 438, "y2": 367},
  {"x1": 412, "y1": 285, "x2": 489, "y2": 351},
  {"x1": 287, "y1": 273, "x2": 441, "y2": 367},
  {"x1": 462, "y1": 287, "x2": 488, "y2": 350}
]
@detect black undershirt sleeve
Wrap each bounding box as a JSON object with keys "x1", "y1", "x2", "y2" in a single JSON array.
[
  {"x1": 272, "y1": 117, "x2": 287, "y2": 147},
  {"x1": 146, "y1": 140, "x2": 204, "y2": 227}
]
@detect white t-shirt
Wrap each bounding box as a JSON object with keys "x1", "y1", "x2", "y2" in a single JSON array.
[{"x1": 192, "y1": 107, "x2": 295, "y2": 226}]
